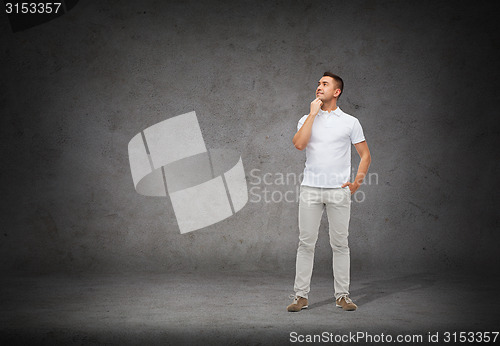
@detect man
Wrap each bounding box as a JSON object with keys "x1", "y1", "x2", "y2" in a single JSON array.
[{"x1": 288, "y1": 72, "x2": 371, "y2": 312}]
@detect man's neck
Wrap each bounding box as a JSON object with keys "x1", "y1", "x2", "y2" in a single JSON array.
[{"x1": 321, "y1": 101, "x2": 338, "y2": 112}]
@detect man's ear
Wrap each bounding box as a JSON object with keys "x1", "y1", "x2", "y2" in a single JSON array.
[{"x1": 334, "y1": 89, "x2": 341, "y2": 98}]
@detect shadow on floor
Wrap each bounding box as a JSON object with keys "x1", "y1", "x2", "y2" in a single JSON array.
[{"x1": 307, "y1": 272, "x2": 436, "y2": 310}]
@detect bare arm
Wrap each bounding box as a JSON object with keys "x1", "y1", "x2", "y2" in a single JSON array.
[
  {"x1": 293, "y1": 98, "x2": 323, "y2": 150},
  {"x1": 342, "y1": 140, "x2": 371, "y2": 193}
]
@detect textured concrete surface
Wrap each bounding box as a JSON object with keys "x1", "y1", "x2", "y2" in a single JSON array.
[
  {"x1": 1, "y1": 0, "x2": 499, "y2": 311},
  {"x1": 3, "y1": 2, "x2": 499, "y2": 342},
  {"x1": 1, "y1": 270, "x2": 499, "y2": 345}
]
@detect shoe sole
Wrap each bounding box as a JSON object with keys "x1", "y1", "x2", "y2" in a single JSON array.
[
  {"x1": 336, "y1": 304, "x2": 356, "y2": 311},
  {"x1": 287, "y1": 305, "x2": 308, "y2": 312}
]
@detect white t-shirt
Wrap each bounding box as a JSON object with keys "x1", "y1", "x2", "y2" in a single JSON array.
[{"x1": 297, "y1": 106, "x2": 365, "y2": 188}]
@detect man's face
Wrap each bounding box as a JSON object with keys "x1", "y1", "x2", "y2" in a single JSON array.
[{"x1": 316, "y1": 76, "x2": 340, "y2": 101}]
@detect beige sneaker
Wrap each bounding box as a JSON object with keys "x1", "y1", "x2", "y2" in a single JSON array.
[
  {"x1": 336, "y1": 295, "x2": 357, "y2": 311},
  {"x1": 287, "y1": 294, "x2": 308, "y2": 312}
]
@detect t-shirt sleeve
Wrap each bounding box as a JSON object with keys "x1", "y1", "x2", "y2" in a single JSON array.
[
  {"x1": 297, "y1": 115, "x2": 307, "y2": 131},
  {"x1": 350, "y1": 118, "x2": 366, "y2": 144}
]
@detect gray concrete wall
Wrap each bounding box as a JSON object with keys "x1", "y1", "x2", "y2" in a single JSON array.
[{"x1": 1, "y1": 0, "x2": 498, "y2": 275}]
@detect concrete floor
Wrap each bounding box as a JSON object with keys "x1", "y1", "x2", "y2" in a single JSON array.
[{"x1": 1, "y1": 269, "x2": 499, "y2": 345}]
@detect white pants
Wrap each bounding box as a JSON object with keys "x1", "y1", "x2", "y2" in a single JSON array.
[{"x1": 293, "y1": 184, "x2": 352, "y2": 300}]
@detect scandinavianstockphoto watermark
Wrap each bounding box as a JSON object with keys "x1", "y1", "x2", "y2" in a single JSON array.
[{"x1": 248, "y1": 168, "x2": 378, "y2": 204}]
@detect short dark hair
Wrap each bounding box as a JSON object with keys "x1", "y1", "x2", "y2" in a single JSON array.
[{"x1": 323, "y1": 72, "x2": 343, "y2": 99}]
